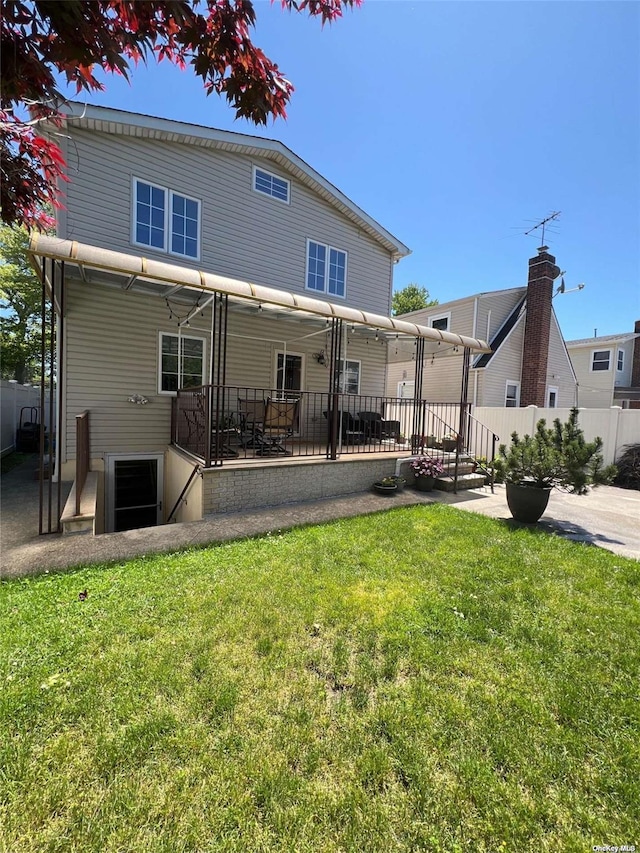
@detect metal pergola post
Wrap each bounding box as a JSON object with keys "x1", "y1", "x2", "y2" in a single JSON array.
[{"x1": 412, "y1": 336, "x2": 425, "y2": 452}]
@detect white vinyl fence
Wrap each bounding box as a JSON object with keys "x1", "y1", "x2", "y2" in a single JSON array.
[
  {"x1": 0, "y1": 380, "x2": 53, "y2": 457},
  {"x1": 472, "y1": 406, "x2": 640, "y2": 466}
]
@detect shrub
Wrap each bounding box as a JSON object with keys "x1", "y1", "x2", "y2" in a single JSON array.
[{"x1": 614, "y1": 443, "x2": 640, "y2": 490}]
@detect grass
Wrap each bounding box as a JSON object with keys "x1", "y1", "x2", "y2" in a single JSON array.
[{"x1": 1, "y1": 504, "x2": 638, "y2": 852}]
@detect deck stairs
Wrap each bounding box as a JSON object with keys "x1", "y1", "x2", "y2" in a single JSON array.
[{"x1": 433, "y1": 452, "x2": 488, "y2": 492}]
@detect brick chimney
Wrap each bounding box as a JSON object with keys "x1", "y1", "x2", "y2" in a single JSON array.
[{"x1": 520, "y1": 246, "x2": 561, "y2": 407}]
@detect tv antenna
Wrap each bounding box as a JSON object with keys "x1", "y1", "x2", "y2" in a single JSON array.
[{"x1": 524, "y1": 211, "x2": 561, "y2": 247}]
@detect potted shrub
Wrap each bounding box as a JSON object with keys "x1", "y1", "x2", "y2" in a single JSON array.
[
  {"x1": 409, "y1": 456, "x2": 445, "y2": 491},
  {"x1": 498, "y1": 408, "x2": 616, "y2": 523}
]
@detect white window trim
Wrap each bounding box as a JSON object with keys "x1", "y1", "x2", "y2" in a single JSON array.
[
  {"x1": 252, "y1": 164, "x2": 290, "y2": 204},
  {"x1": 547, "y1": 386, "x2": 559, "y2": 407},
  {"x1": 505, "y1": 380, "x2": 520, "y2": 407},
  {"x1": 132, "y1": 177, "x2": 201, "y2": 261},
  {"x1": 169, "y1": 190, "x2": 202, "y2": 261},
  {"x1": 590, "y1": 348, "x2": 612, "y2": 372},
  {"x1": 336, "y1": 358, "x2": 361, "y2": 395},
  {"x1": 157, "y1": 331, "x2": 207, "y2": 396},
  {"x1": 428, "y1": 311, "x2": 452, "y2": 332},
  {"x1": 132, "y1": 177, "x2": 167, "y2": 253},
  {"x1": 305, "y1": 238, "x2": 348, "y2": 300},
  {"x1": 273, "y1": 350, "x2": 306, "y2": 394},
  {"x1": 617, "y1": 349, "x2": 625, "y2": 372}
]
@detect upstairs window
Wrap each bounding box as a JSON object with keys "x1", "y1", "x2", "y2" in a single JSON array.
[
  {"x1": 253, "y1": 166, "x2": 290, "y2": 203},
  {"x1": 135, "y1": 181, "x2": 166, "y2": 250},
  {"x1": 617, "y1": 349, "x2": 625, "y2": 372},
  {"x1": 134, "y1": 179, "x2": 200, "y2": 260},
  {"x1": 591, "y1": 350, "x2": 611, "y2": 371},
  {"x1": 158, "y1": 332, "x2": 205, "y2": 394},
  {"x1": 306, "y1": 240, "x2": 347, "y2": 298},
  {"x1": 505, "y1": 381, "x2": 520, "y2": 408},
  {"x1": 429, "y1": 312, "x2": 451, "y2": 333}
]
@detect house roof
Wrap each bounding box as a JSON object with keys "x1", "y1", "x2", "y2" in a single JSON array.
[
  {"x1": 395, "y1": 286, "x2": 526, "y2": 320},
  {"x1": 28, "y1": 235, "x2": 491, "y2": 354},
  {"x1": 566, "y1": 332, "x2": 639, "y2": 348},
  {"x1": 59, "y1": 102, "x2": 411, "y2": 261}
]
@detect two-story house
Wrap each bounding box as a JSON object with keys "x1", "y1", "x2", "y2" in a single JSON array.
[
  {"x1": 566, "y1": 322, "x2": 640, "y2": 408},
  {"x1": 387, "y1": 247, "x2": 577, "y2": 409},
  {"x1": 29, "y1": 103, "x2": 490, "y2": 534}
]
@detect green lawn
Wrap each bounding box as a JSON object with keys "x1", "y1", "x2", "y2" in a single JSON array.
[{"x1": 1, "y1": 504, "x2": 638, "y2": 852}]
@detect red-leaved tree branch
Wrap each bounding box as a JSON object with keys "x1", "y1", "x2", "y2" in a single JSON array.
[{"x1": 0, "y1": 0, "x2": 361, "y2": 231}]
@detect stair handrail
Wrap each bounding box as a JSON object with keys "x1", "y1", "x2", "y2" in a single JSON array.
[{"x1": 75, "y1": 410, "x2": 90, "y2": 515}]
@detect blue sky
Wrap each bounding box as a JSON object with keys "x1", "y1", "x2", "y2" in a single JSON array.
[{"x1": 59, "y1": 0, "x2": 638, "y2": 340}]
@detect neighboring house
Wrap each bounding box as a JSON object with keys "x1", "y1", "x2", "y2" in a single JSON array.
[
  {"x1": 566, "y1": 322, "x2": 640, "y2": 408},
  {"x1": 388, "y1": 246, "x2": 577, "y2": 408},
  {"x1": 28, "y1": 103, "x2": 490, "y2": 534}
]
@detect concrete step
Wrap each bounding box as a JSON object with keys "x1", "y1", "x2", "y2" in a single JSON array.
[
  {"x1": 434, "y1": 472, "x2": 487, "y2": 492},
  {"x1": 61, "y1": 471, "x2": 98, "y2": 535}
]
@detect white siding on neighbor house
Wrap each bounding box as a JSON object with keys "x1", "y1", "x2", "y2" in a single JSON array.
[
  {"x1": 480, "y1": 315, "x2": 526, "y2": 407},
  {"x1": 62, "y1": 278, "x2": 389, "y2": 461},
  {"x1": 474, "y1": 288, "x2": 526, "y2": 343},
  {"x1": 544, "y1": 314, "x2": 577, "y2": 407},
  {"x1": 569, "y1": 343, "x2": 618, "y2": 408},
  {"x1": 614, "y1": 339, "x2": 635, "y2": 387},
  {"x1": 59, "y1": 128, "x2": 394, "y2": 316},
  {"x1": 386, "y1": 289, "x2": 527, "y2": 403}
]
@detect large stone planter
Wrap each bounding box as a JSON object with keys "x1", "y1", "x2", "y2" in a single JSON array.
[{"x1": 506, "y1": 483, "x2": 552, "y2": 523}]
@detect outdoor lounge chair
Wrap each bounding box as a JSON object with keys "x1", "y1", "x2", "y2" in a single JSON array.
[
  {"x1": 323, "y1": 410, "x2": 366, "y2": 445},
  {"x1": 356, "y1": 411, "x2": 400, "y2": 442},
  {"x1": 255, "y1": 397, "x2": 300, "y2": 455}
]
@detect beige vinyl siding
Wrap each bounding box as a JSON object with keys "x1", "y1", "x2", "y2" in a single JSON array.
[
  {"x1": 569, "y1": 342, "x2": 621, "y2": 408},
  {"x1": 545, "y1": 314, "x2": 576, "y2": 407},
  {"x1": 61, "y1": 129, "x2": 394, "y2": 316},
  {"x1": 615, "y1": 339, "x2": 635, "y2": 387},
  {"x1": 63, "y1": 279, "x2": 388, "y2": 461},
  {"x1": 481, "y1": 316, "x2": 525, "y2": 407},
  {"x1": 475, "y1": 289, "x2": 526, "y2": 342},
  {"x1": 64, "y1": 279, "x2": 180, "y2": 461}
]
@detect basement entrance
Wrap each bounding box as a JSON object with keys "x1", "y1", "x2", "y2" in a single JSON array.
[{"x1": 106, "y1": 454, "x2": 164, "y2": 533}]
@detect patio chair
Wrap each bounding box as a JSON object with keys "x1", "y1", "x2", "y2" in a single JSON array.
[
  {"x1": 357, "y1": 411, "x2": 400, "y2": 442},
  {"x1": 238, "y1": 398, "x2": 266, "y2": 448},
  {"x1": 323, "y1": 410, "x2": 366, "y2": 445},
  {"x1": 255, "y1": 397, "x2": 300, "y2": 456}
]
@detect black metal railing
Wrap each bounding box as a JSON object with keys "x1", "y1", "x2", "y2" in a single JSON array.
[{"x1": 171, "y1": 387, "x2": 499, "y2": 491}]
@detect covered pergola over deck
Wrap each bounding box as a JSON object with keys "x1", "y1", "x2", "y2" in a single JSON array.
[{"x1": 28, "y1": 236, "x2": 493, "y2": 528}]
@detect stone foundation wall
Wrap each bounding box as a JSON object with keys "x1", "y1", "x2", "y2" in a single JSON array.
[{"x1": 202, "y1": 457, "x2": 400, "y2": 515}]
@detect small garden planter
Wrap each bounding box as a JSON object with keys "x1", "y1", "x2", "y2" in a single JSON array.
[
  {"x1": 373, "y1": 476, "x2": 406, "y2": 495},
  {"x1": 373, "y1": 481, "x2": 399, "y2": 495},
  {"x1": 415, "y1": 475, "x2": 436, "y2": 492},
  {"x1": 409, "y1": 456, "x2": 444, "y2": 491}
]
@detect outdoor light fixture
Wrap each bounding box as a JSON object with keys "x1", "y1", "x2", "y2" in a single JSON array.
[
  {"x1": 128, "y1": 394, "x2": 149, "y2": 405},
  {"x1": 313, "y1": 350, "x2": 327, "y2": 366}
]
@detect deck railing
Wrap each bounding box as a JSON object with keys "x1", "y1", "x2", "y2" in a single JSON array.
[
  {"x1": 75, "y1": 410, "x2": 90, "y2": 515},
  {"x1": 171, "y1": 386, "x2": 499, "y2": 487}
]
